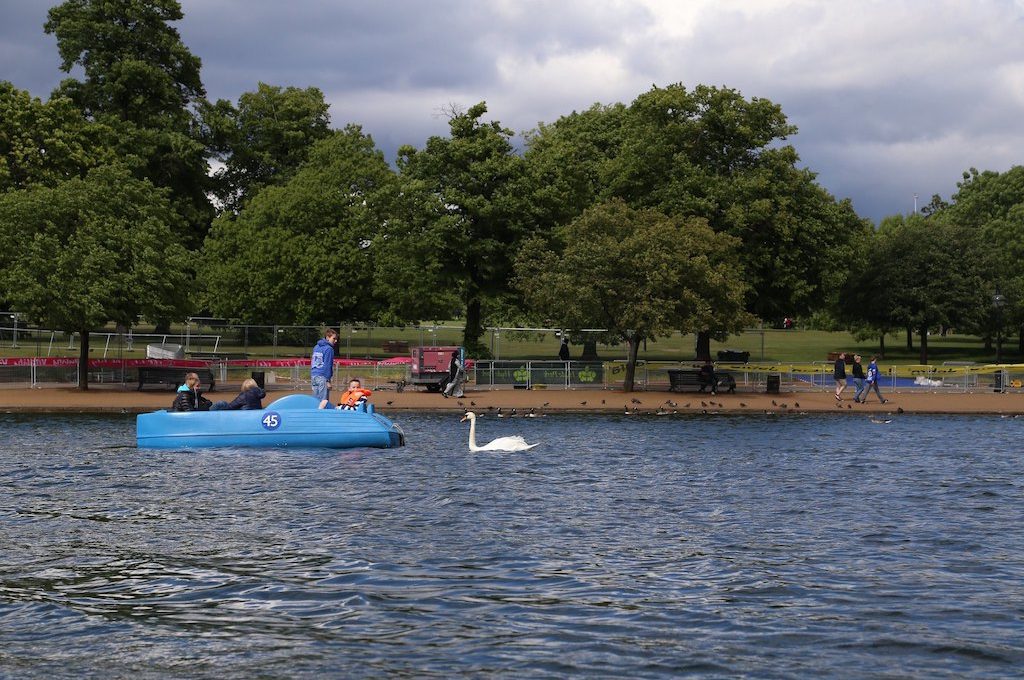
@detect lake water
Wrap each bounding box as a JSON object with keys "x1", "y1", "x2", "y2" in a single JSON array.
[{"x1": 1, "y1": 411, "x2": 1022, "y2": 678}]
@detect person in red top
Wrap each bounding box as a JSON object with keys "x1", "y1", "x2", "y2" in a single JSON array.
[{"x1": 319, "y1": 378, "x2": 372, "y2": 410}]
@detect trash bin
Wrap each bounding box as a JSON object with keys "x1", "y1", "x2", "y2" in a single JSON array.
[
  {"x1": 251, "y1": 371, "x2": 266, "y2": 389},
  {"x1": 766, "y1": 373, "x2": 780, "y2": 394}
]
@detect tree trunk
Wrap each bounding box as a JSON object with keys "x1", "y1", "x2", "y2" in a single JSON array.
[
  {"x1": 78, "y1": 330, "x2": 90, "y2": 391},
  {"x1": 695, "y1": 330, "x2": 711, "y2": 362},
  {"x1": 878, "y1": 333, "x2": 886, "y2": 359},
  {"x1": 906, "y1": 326, "x2": 914, "y2": 351},
  {"x1": 462, "y1": 297, "x2": 486, "y2": 356},
  {"x1": 580, "y1": 339, "x2": 599, "y2": 361},
  {"x1": 1018, "y1": 325, "x2": 1023, "y2": 354},
  {"x1": 623, "y1": 336, "x2": 640, "y2": 392},
  {"x1": 919, "y1": 327, "x2": 929, "y2": 365}
]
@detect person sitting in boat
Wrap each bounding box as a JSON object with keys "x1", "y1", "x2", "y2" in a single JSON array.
[
  {"x1": 319, "y1": 378, "x2": 372, "y2": 410},
  {"x1": 171, "y1": 372, "x2": 213, "y2": 412},
  {"x1": 210, "y1": 378, "x2": 266, "y2": 411}
]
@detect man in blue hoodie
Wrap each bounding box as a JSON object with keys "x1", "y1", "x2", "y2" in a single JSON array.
[
  {"x1": 862, "y1": 355, "x2": 888, "y2": 404},
  {"x1": 310, "y1": 329, "x2": 338, "y2": 402}
]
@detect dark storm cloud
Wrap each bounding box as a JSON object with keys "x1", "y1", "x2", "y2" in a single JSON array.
[
  {"x1": 612, "y1": 1, "x2": 1024, "y2": 220},
  {"x1": 0, "y1": 3, "x2": 63, "y2": 96},
  {"x1": 178, "y1": 1, "x2": 646, "y2": 97}
]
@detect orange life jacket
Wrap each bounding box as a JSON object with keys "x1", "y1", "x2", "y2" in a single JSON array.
[{"x1": 338, "y1": 388, "x2": 372, "y2": 410}]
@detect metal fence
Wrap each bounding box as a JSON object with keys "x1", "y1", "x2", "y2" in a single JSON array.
[
  {"x1": 470, "y1": 360, "x2": 1018, "y2": 393},
  {"x1": 2, "y1": 355, "x2": 1020, "y2": 395},
  {"x1": 0, "y1": 319, "x2": 789, "y2": 362}
]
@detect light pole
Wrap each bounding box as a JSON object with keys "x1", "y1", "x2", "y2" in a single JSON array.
[{"x1": 993, "y1": 292, "x2": 1006, "y2": 363}]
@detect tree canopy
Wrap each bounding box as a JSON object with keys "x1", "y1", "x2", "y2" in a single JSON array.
[
  {"x1": 0, "y1": 164, "x2": 191, "y2": 387},
  {"x1": 45, "y1": 0, "x2": 212, "y2": 250},
  {"x1": 0, "y1": 82, "x2": 121, "y2": 192},
  {"x1": 203, "y1": 82, "x2": 333, "y2": 213},
  {"x1": 516, "y1": 199, "x2": 748, "y2": 390},
  {"x1": 199, "y1": 125, "x2": 394, "y2": 325},
  {"x1": 838, "y1": 214, "x2": 997, "y2": 363},
  {"x1": 373, "y1": 102, "x2": 534, "y2": 353},
  {"x1": 924, "y1": 166, "x2": 1024, "y2": 351},
  {"x1": 525, "y1": 84, "x2": 871, "y2": 340}
]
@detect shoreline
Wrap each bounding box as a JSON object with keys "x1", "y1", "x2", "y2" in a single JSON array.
[{"x1": 2, "y1": 385, "x2": 1023, "y2": 416}]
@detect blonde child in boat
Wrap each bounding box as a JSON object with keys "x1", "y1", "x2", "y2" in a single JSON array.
[{"x1": 210, "y1": 378, "x2": 266, "y2": 410}]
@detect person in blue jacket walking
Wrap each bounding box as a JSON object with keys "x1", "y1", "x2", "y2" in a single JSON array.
[
  {"x1": 310, "y1": 329, "x2": 338, "y2": 402},
  {"x1": 862, "y1": 355, "x2": 888, "y2": 404}
]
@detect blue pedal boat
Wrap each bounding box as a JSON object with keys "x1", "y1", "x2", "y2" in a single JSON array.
[{"x1": 136, "y1": 394, "x2": 405, "y2": 449}]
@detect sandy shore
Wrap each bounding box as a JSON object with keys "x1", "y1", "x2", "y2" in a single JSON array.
[{"x1": 1, "y1": 384, "x2": 1022, "y2": 415}]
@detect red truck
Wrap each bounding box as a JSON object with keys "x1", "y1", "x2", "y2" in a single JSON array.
[{"x1": 410, "y1": 345, "x2": 464, "y2": 392}]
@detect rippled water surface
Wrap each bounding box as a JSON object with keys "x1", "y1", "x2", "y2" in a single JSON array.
[{"x1": 2, "y1": 410, "x2": 1022, "y2": 678}]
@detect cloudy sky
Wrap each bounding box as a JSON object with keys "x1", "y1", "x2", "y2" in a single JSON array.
[{"x1": 3, "y1": 0, "x2": 1024, "y2": 222}]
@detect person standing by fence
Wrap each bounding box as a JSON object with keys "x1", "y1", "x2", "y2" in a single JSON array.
[
  {"x1": 442, "y1": 350, "x2": 466, "y2": 398},
  {"x1": 310, "y1": 329, "x2": 338, "y2": 402}
]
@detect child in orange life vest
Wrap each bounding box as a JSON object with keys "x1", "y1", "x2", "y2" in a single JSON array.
[{"x1": 319, "y1": 378, "x2": 372, "y2": 410}]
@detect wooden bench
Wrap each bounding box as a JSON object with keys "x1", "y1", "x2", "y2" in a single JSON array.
[
  {"x1": 138, "y1": 367, "x2": 215, "y2": 391},
  {"x1": 667, "y1": 368, "x2": 736, "y2": 394},
  {"x1": 382, "y1": 340, "x2": 410, "y2": 353}
]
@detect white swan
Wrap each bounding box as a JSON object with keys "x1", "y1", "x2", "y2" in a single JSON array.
[{"x1": 460, "y1": 412, "x2": 539, "y2": 452}]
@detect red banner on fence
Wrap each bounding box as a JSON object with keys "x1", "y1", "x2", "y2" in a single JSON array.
[{"x1": 0, "y1": 356, "x2": 413, "y2": 368}]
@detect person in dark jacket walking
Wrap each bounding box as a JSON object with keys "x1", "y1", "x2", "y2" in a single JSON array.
[
  {"x1": 211, "y1": 378, "x2": 266, "y2": 410},
  {"x1": 171, "y1": 372, "x2": 213, "y2": 412},
  {"x1": 442, "y1": 350, "x2": 465, "y2": 398},
  {"x1": 834, "y1": 352, "x2": 848, "y2": 401},
  {"x1": 851, "y1": 354, "x2": 867, "y2": 402},
  {"x1": 558, "y1": 338, "x2": 570, "y2": 361}
]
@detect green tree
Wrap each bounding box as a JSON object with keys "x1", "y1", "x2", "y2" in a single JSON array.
[
  {"x1": 0, "y1": 82, "x2": 121, "y2": 191},
  {"x1": 0, "y1": 164, "x2": 191, "y2": 389},
  {"x1": 45, "y1": 0, "x2": 213, "y2": 250},
  {"x1": 203, "y1": 82, "x2": 332, "y2": 213},
  {"x1": 374, "y1": 102, "x2": 533, "y2": 354},
  {"x1": 523, "y1": 102, "x2": 629, "y2": 230},
  {"x1": 515, "y1": 199, "x2": 748, "y2": 391},
  {"x1": 839, "y1": 214, "x2": 996, "y2": 364},
  {"x1": 836, "y1": 219, "x2": 900, "y2": 355},
  {"x1": 524, "y1": 84, "x2": 869, "y2": 357},
  {"x1": 199, "y1": 126, "x2": 394, "y2": 324},
  {"x1": 941, "y1": 166, "x2": 1024, "y2": 350}
]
